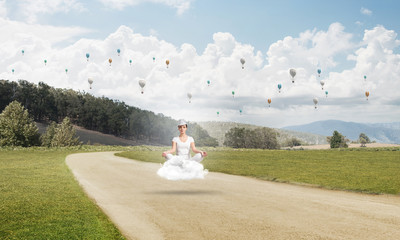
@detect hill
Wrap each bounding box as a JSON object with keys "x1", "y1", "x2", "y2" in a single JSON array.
[
  {"x1": 196, "y1": 121, "x2": 327, "y2": 147},
  {"x1": 36, "y1": 122, "x2": 142, "y2": 146},
  {"x1": 283, "y1": 120, "x2": 400, "y2": 144}
]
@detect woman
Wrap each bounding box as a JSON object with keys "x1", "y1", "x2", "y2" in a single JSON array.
[{"x1": 157, "y1": 119, "x2": 208, "y2": 180}]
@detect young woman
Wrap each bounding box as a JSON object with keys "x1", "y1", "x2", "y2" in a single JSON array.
[{"x1": 158, "y1": 119, "x2": 208, "y2": 180}]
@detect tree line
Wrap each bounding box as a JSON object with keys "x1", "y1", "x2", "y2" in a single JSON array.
[{"x1": 0, "y1": 79, "x2": 218, "y2": 147}]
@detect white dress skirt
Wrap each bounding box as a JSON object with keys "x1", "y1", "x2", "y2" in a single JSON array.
[{"x1": 157, "y1": 136, "x2": 208, "y2": 180}]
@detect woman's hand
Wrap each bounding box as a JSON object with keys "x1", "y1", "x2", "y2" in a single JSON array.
[
  {"x1": 201, "y1": 151, "x2": 208, "y2": 157},
  {"x1": 162, "y1": 152, "x2": 168, "y2": 157}
]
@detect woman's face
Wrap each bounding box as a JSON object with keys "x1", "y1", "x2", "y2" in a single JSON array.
[{"x1": 178, "y1": 124, "x2": 187, "y2": 134}]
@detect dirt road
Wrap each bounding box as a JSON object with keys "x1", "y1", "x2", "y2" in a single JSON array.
[{"x1": 66, "y1": 152, "x2": 400, "y2": 240}]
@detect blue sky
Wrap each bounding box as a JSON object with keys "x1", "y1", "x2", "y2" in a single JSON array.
[
  {"x1": 1, "y1": 0, "x2": 399, "y2": 128},
  {"x1": 21, "y1": 0, "x2": 399, "y2": 50}
]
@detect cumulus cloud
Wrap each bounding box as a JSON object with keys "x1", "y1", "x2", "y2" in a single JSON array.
[
  {"x1": 99, "y1": 0, "x2": 193, "y2": 15},
  {"x1": 0, "y1": 0, "x2": 7, "y2": 18},
  {"x1": 0, "y1": 21, "x2": 399, "y2": 127},
  {"x1": 16, "y1": 0, "x2": 85, "y2": 23},
  {"x1": 360, "y1": 7, "x2": 372, "y2": 16}
]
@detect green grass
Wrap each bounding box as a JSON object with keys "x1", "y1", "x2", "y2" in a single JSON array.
[
  {"x1": 116, "y1": 146, "x2": 400, "y2": 195},
  {"x1": 0, "y1": 146, "x2": 132, "y2": 240}
]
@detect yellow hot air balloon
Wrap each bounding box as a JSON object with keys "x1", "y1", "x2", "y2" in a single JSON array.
[
  {"x1": 166, "y1": 59, "x2": 170, "y2": 68},
  {"x1": 267, "y1": 98, "x2": 272, "y2": 107},
  {"x1": 365, "y1": 91, "x2": 370, "y2": 100},
  {"x1": 109, "y1": 58, "x2": 112, "y2": 66}
]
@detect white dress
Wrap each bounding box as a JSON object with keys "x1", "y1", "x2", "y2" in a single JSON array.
[{"x1": 157, "y1": 136, "x2": 208, "y2": 180}]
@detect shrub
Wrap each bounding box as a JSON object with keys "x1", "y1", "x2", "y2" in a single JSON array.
[
  {"x1": 0, "y1": 101, "x2": 40, "y2": 147},
  {"x1": 42, "y1": 117, "x2": 81, "y2": 147},
  {"x1": 327, "y1": 130, "x2": 349, "y2": 148}
]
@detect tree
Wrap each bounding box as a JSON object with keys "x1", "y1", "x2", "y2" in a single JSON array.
[
  {"x1": 284, "y1": 137, "x2": 303, "y2": 148},
  {"x1": 327, "y1": 130, "x2": 349, "y2": 148},
  {"x1": 40, "y1": 121, "x2": 57, "y2": 147},
  {"x1": 50, "y1": 117, "x2": 81, "y2": 147},
  {"x1": 0, "y1": 101, "x2": 40, "y2": 147},
  {"x1": 224, "y1": 127, "x2": 279, "y2": 149},
  {"x1": 359, "y1": 133, "x2": 370, "y2": 147}
]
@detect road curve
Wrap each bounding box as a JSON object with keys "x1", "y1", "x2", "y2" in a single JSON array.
[{"x1": 66, "y1": 152, "x2": 400, "y2": 240}]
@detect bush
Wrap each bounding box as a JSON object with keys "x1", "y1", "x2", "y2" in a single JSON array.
[
  {"x1": 0, "y1": 101, "x2": 40, "y2": 147},
  {"x1": 40, "y1": 121, "x2": 57, "y2": 147},
  {"x1": 41, "y1": 117, "x2": 81, "y2": 147},
  {"x1": 327, "y1": 130, "x2": 349, "y2": 148},
  {"x1": 224, "y1": 127, "x2": 279, "y2": 149},
  {"x1": 284, "y1": 137, "x2": 303, "y2": 148}
]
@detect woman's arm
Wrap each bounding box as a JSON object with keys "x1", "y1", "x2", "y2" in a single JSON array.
[
  {"x1": 162, "y1": 141, "x2": 177, "y2": 157},
  {"x1": 190, "y1": 142, "x2": 207, "y2": 157}
]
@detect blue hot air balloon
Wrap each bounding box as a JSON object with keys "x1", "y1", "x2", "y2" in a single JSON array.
[
  {"x1": 21, "y1": 50, "x2": 25, "y2": 56},
  {"x1": 317, "y1": 68, "x2": 321, "y2": 77},
  {"x1": 278, "y1": 83, "x2": 282, "y2": 93},
  {"x1": 129, "y1": 59, "x2": 132, "y2": 65},
  {"x1": 325, "y1": 90, "x2": 328, "y2": 98},
  {"x1": 86, "y1": 53, "x2": 90, "y2": 61},
  {"x1": 117, "y1": 49, "x2": 121, "y2": 56}
]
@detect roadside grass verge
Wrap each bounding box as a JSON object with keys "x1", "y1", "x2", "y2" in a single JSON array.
[
  {"x1": 116, "y1": 146, "x2": 400, "y2": 195},
  {"x1": 0, "y1": 146, "x2": 133, "y2": 240}
]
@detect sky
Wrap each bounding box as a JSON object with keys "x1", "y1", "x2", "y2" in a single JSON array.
[{"x1": 0, "y1": 0, "x2": 399, "y2": 128}]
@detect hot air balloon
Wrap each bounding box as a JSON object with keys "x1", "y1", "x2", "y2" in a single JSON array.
[
  {"x1": 166, "y1": 60, "x2": 170, "y2": 68},
  {"x1": 153, "y1": 57, "x2": 155, "y2": 62},
  {"x1": 109, "y1": 58, "x2": 112, "y2": 66},
  {"x1": 217, "y1": 111, "x2": 220, "y2": 117},
  {"x1": 365, "y1": 91, "x2": 369, "y2": 100},
  {"x1": 44, "y1": 59, "x2": 47, "y2": 66},
  {"x1": 317, "y1": 69, "x2": 321, "y2": 77},
  {"x1": 129, "y1": 59, "x2": 132, "y2": 65},
  {"x1": 207, "y1": 80, "x2": 211, "y2": 86},
  {"x1": 117, "y1": 49, "x2": 121, "y2": 56},
  {"x1": 21, "y1": 50, "x2": 24, "y2": 56},
  {"x1": 232, "y1": 91, "x2": 235, "y2": 98},
  {"x1": 12, "y1": 69, "x2": 14, "y2": 74},
  {"x1": 325, "y1": 90, "x2": 328, "y2": 98},
  {"x1": 187, "y1": 93, "x2": 192, "y2": 103},
  {"x1": 313, "y1": 97, "x2": 318, "y2": 109},
  {"x1": 320, "y1": 80, "x2": 325, "y2": 90},
  {"x1": 239, "y1": 109, "x2": 242, "y2": 115},
  {"x1": 240, "y1": 58, "x2": 245, "y2": 69},
  {"x1": 88, "y1": 77, "x2": 93, "y2": 89},
  {"x1": 289, "y1": 69, "x2": 296, "y2": 83},
  {"x1": 278, "y1": 83, "x2": 282, "y2": 93},
  {"x1": 86, "y1": 53, "x2": 90, "y2": 61},
  {"x1": 139, "y1": 79, "x2": 146, "y2": 94},
  {"x1": 364, "y1": 75, "x2": 367, "y2": 81},
  {"x1": 65, "y1": 69, "x2": 68, "y2": 74},
  {"x1": 268, "y1": 98, "x2": 272, "y2": 107}
]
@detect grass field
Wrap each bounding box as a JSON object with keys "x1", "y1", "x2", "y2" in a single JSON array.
[
  {"x1": 0, "y1": 146, "x2": 131, "y2": 240},
  {"x1": 1, "y1": 145, "x2": 399, "y2": 239},
  {"x1": 117, "y1": 146, "x2": 400, "y2": 195}
]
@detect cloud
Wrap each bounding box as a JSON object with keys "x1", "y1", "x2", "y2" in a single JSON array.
[
  {"x1": 0, "y1": 0, "x2": 7, "y2": 18},
  {"x1": 98, "y1": 0, "x2": 193, "y2": 15},
  {"x1": 360, "y1": 7, "x2": 372, "y2": 16},
  {"x1": 0, "y1": 21, "x2": 399, "y2": 127},
  {"x1": 355, "y1": 21, "x2": 363, "y2": 26},
  {"x1": 16, "y1": 0, "x2": 85, "y2": 23}
]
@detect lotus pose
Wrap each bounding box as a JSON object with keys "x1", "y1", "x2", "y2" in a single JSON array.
[{"x1": 158, "y1": 119, "x2": 208, "y2": 180}]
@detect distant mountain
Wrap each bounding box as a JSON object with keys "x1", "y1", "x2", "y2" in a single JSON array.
[
  {"x1": 196, "y1": 121, "x2": 327, "y2": 146},
  {"x1": 282, "y1": 120, "x2": 400, "y2": 144}
]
